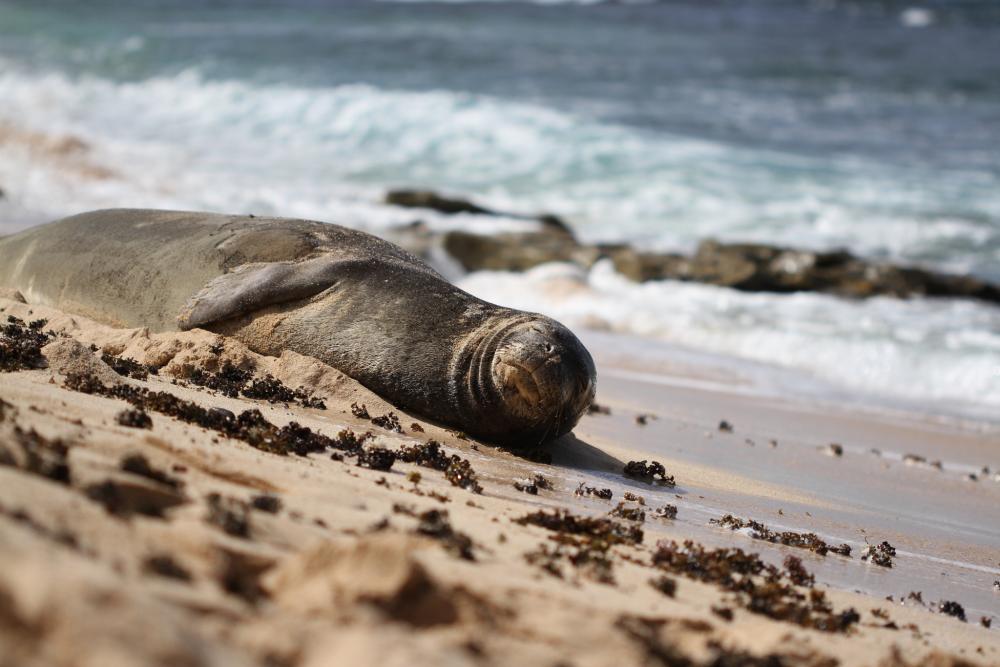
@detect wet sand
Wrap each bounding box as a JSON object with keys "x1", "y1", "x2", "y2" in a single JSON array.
[
  {"x1": 0, "y1": 296, "x2": 997, "y2": 666},
  {"x1": 575, "y1": 330, "x2": 1000, "y2": 624}
]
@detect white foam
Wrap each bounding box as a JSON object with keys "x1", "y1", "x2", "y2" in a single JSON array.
[{"x1": 1, "y1": 63, "x2": 997, "y2": 276}]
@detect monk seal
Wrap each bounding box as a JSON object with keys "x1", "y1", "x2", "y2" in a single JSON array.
[{"x1": 0, "y1": 209, "x2": 596, "y2": 445}]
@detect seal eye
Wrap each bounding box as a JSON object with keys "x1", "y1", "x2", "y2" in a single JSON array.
[{"x1": 545, "y1": 343, "x2": 555, "y2": 354}]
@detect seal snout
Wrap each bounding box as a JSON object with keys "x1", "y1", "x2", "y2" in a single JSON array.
[{"x1": 492, "y1": 319, "x2": 596, "y2": 443}]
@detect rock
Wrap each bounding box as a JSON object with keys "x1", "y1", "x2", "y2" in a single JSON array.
[
  {"x1": 431, "y1": 229, "x2": 1000, "y2": 305},
  {"x1": 442, "y1": 231, "x2": 593, "y2": 273},
  {"x1": 384, "y1": 189, "x2": 574, "y2": 239},
  {"x1": 606, "y1": 247, "x2": 690, "y2": 283},
  {"x1": 378, "y1": 190, "x2": 1000, "y2": 304},
  {"x1": 385, "y1": 189, "x2": 493, "y2": 216}
]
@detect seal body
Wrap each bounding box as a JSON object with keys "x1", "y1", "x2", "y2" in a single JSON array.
[{"x1": 0, "y1": 209, "x2": 595, "y2": 445}]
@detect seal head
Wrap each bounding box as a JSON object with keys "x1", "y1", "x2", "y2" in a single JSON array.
[{"x1": 465, "y1": 315, "x2": 595, "y2": 445}]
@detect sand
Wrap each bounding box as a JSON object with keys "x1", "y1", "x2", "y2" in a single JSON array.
[{"x1": 0, "y1": 296, "x2": 997, "y2": 667}]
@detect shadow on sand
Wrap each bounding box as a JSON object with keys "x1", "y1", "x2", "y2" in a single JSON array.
[{"x1": 546, "y1": 432, "x2": 624, "y2": 474}]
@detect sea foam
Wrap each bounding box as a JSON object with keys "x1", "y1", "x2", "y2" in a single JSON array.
[{"x1": 1, "y1": 63, "x2": 997, "y2": 277}]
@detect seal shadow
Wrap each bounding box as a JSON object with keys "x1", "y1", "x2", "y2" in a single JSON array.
[{"x1": 545, "y1": 432, "x2": 624, "y2": 474}]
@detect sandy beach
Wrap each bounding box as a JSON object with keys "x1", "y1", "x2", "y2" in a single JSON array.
[{"x1": 1, "y1": 294, "x2": 996, "y2": 667}]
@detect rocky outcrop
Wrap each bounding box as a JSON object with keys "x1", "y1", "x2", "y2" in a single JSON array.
[
  {"x1": 382, "y1": 189, "x2": 1000, "y2": 305},
  {"x1": 431, "y1": 231, "x2": 1000, "y2": 304}
]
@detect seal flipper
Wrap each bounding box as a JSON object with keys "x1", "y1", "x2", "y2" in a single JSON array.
[{"x1": 177, "y1": 254, "x2": 349, "y2": 330}]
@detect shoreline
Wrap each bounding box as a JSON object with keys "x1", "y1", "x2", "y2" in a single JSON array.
[{"x1": 1, "y1": 296, "x2": 997, "y2": 666}]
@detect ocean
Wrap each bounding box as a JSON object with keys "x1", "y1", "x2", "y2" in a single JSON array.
[{"x1": 1, "y1": 0, "x2": 998, "y2": 418}]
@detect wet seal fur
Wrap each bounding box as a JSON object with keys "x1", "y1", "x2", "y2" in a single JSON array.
[{"x1": 0, "y1": 209, "x2": 596, "y2": 445}]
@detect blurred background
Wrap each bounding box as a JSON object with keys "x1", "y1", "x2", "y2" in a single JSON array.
[{"x1": 1, "y1": 0, "x2": 998, "y2": 417}]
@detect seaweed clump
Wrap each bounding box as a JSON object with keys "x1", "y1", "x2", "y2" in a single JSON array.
[
  {"x1": 188, "y1": 362, "x2": 325, "y2": 409},
  {"x1": 62, "y1": 371, "x2": 485, "y2": 493},
  {"x1": 655, "y1": 505, "x2": 678, "y2": 520},
  {"x1": 349, "y1": 402, "x2": 403, "y2": 433},
  {"x1": 514, "y1": 474, "x2": 552, "y2": 495},
  {"x1": 623, "y1": 460, "x2": 675, "y2": 487},
  {"x1": 575, "y1": 482, "x2": 613, "y2": 500},
  {"x1": 610, "y1": 502, "x2": 646, "y2": 523},
  {"x1": 0, "y1": 316, "x2": 53, "y2": 372},
  {"x1": 860, "y1": 541, "x2": 896, "y2": 568},
  {"x1": 64, "y1": 372, "x2": 338, "y2": 457},
  {"x1": 370, "y1": 411, "x2": 403, "y2": 433},
  {"x1": 396, "y1": 440, "x2": 483, "y2": 494},
  {"x1": 102, "y1": 353, "x2": 157, "y2": 380},
  {"x1": 516, "y1": 509, "x2": 643, "y2": 584},
  {"x1": 652, "y1": 540, "x2": 860, "y2": 633},
  {"x1": 937, "y1": 601, "x2": 966, "y2": 622},
  {"x1": 356, "y1": 446, "x2": 396, "y2": 471},
  {"x1": 710, "y1": 514, "x2": 852, "y2": 557},
  {"x1": 515, "y1": 509, "x2": 643, "y2": 546}
]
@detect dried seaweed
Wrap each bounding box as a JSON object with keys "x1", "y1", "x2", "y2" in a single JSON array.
[
  {"x1": 575, "y1": 482, "x2": 613, "y2": 500},
  {"x1": 188, "y1": 362, "x2": 325, "y2": 409},
  {"x1": 357, "y1": 446, "x2": 396, "y2": 471},
  {"x1": 937, "y1": 601, "x2": 966, "y2": 622},
  {"x1": 624, "y1": 460, "x2": 676, "y2": 487},
  {"x1": 655, "y1": 505, "x2": 678, "y2": 520},
  {"x1": 514, "y1": 474, "x2": 552, "y2": 495},
  {"x1": 396, "y1": 440, "x2": 483, "y2": 494},
  {"x1": 102, "y1": 353, "x2": 157, "y2": 380},
  {"x1": 711, "y1": 515, "x2": 851, "y2": 557},
  {"x1": 65, "y1": 372, "x2": 337, "y2": 456},
  {"x1": 515, "y1": 509, "x2": 643, "y2": 546},
  {"x1": 0, "y1": 316, "x2": 53, "y2": 372},
  {"x1": 860, "y1": 541, "x2": 895, "y2": 568},
  {"x1": 370, "y1": 411, "x2": 403, "y2": 433},
  {"x1": 652, "y1": 540, "x2": 860, "y2": 633},
  {"x1": 610, "y1": 502, "x2": 646, "y2": 522}
]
